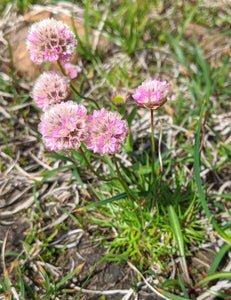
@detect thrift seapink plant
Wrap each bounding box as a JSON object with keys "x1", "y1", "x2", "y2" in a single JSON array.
[
  {"x1": 27, "y1": 18, "x2": 170, "y2": 199},
  {"x1": 27, "y1": 18, "x2": 129, "y2": 158},
  {"x1": 26, "y1": 18, "x2": 178, "y2": 282},
  {"x1": 24, "y1": 17, "x2": 218, "y2": 298},
  {"x1": 27, "y1": 18, "x2": 77, "y2": 63},
  {"x1": 39, "y1": 101, "x2": 88, "y2": 151},
  {"x1": 32, "y1": 71, "x2": 71, "y2": 111}
]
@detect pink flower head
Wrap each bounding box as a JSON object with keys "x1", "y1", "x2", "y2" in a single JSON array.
[
  {"x1": 39, "y1": 101, "x2": 88, "y2": 151},
  {"x1": 26, "y1": 18, "x2": 77, "y2": 64},
  {"x1": 85, "y1": 108, "x2": 129, "y2": 154},
  {"x1": 63, "y1": 63, "x2": 78, "y2": 79},
  {"x1": 32, "y1": 71, "x2": 71, "y2": 111},
  {"x1": 132, "y1": 79, "x2": 170, "y2": 110}
]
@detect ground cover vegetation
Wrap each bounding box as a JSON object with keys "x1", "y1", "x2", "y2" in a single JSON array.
[{"x1": 0, "y1": 0, "x2": 231, "y2": 299}]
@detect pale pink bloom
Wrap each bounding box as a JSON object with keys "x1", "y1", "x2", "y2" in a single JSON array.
[
  {"x1": 26, "y1": 18, "x2": 77, "y2": 64},
  {"x1": 63, "y1": 63, "x2": 78, "y2": 79},
  {"x1": 132, "y1": 79, "x2": 170, "y2": 110},
  {"x1": 39, "y1": 101, "x2": 88, "y2": 151},
  {"x1": 85, "y1": 108, "x2": 129, "y2": 154},
  {"x1": 32, "y1": 71, "x2": 70, "y2": 111}
]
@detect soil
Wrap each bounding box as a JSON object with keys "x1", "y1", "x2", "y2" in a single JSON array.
[{"x1": 0, "y1": 214, "x2": 163, "y2": 299}]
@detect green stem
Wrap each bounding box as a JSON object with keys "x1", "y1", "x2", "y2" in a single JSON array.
[
  {"x1": 79, "y1": 149, "x2": 136, "y2": 202},
  {"x1": 78, "y1": 147, "x2": 118, "y2": 182},
  {"x1": 57, "y1": 60, "x2": 100, "y2": 109},
  {"x1": 112, "y1": 154, "x2": 137, "y2": 202},
  {"x1": 150, "y1": 109, "x2": 155, "y2": 188},
  {"x1": 89, "y1": 152, "x2": 114, "y2": 170}
]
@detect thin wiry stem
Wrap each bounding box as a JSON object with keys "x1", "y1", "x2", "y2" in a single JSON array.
[
  {"x1": 150, "y1": 109, "x2": 155, "y2": 188},
  {"x1": 112, "y1": 154, "x2": 137, "y2": 202},
  {"x1": 73, "y1": 147, "x2": 119, "y2": 182},
  {"x1": 78, "y1": 148, "x2": 136, "y2": 202},
  {"x1": 57, "y1": 60, "x2": 100, "y2": 109}
]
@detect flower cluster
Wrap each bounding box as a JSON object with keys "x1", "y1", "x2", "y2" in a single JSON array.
[
  {"x1": 39, "y1": 106, "x2": 129, "y2": 153},
  {"x1": 27, "y1": 18, "x2": 77, "y2": 64},
  {"x1": 85, "y1": 108, "x2": 129, "y2": 154},
  {"x1": 132, "y1": 79, "x2": 170, "y2": 110},
  {"x1": 26, "y1": 18, "x2": 129, "y2": 154},
  {"x1": 32, "y1": 71, "x2": 70, "y2": 111},
  {"x1": 39, "y1": 101, "x2": 88, "y2": 151},
  {"x1": 27, "y1": 18, "x2": 169, "y2": 155}
]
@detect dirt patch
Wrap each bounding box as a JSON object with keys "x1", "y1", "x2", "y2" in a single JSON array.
[{"x1": 0, "y1": 215, "x2": 29, "y2": 262}]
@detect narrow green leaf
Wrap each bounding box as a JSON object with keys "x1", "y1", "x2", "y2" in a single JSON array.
[
  {"x1": 19, "y1": 277, "x2": 25, "y2": 298},
  {"x1": 56, "y1": 206, "x2": 80, "y2": 226},
  {"x1": 38, "y1": 265, "x2": 51, "y2": 291},
  {"x1": 33, "y1": 184, "x2": 43, "y2": 213},
  {"x1": 48, "y1": 152, "x2": 73, "y2": 162},
  {"x1": 168, "y1": 205, "x2": 185, "y2": 260},
  {"x1": 207, "y1": 290, "x2": 231, "y2": 299},
  {"x1": 167, "y1": 205, "x2": 190, "y2": 285},
  {"x1": 127, "y1": 107, "x2": 137, "y2": 126},
  {"x1": 77, "y1": 192, "x2": 127, "y2": 211},
  {"x1": 0, "y1": 277, "x2": 6, "y2": 290},
  {"x1": 84, "y1": 0, "x2": 90, "y2": 48},
  {"x1": 162, "y1": 279, "x2": 180, "y2": 289},
  {"x1": 4, "y1": 252, "x2": 19, "y2": 257},
  {"x1": 40, "y1": 164, "x2": 76, "y2": 183},
  {"x1": 159, "y1": 289, "x2": 191, "y2": 300},
  {"x1": 72, "y1": 167, "x2": 85, "y2": 191},
  {"x1": 24, "y1": 280, "x2": 36, "y2": 300},
  {"x1": 211, "y1": 194, "x2": 231, "y2": 200},
  {"x1": 177, "y1": 1, "x2": 201, "y2": 40},
  {"x1": 209, "y1": 244, "x2": 231, "y2": 275},
  {"x1": 196, "y1": 272, "x2": 231, "y2": 287},
  {"x1": 178, "y1": 272, "x2": 190, "y2": 299},
  {"x1": 165, "y1": 33, "x2": 187, "y2": 67},
  {"x1": 56, "y1": 262, "x2": 85, "y2": 289}
]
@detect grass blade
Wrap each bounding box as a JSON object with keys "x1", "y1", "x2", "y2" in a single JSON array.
[
  {"x1": 208, "y1": 243, "x2": 231, "y2": 275},
  {"x1": 56, "y1": 262, "x2": 85, "y2": 290},
  {"x1": 76, "y1": 192, "x2": 127, "y2": 211},
  {"x1": 167, "y1": 205, "x2": 190, "y2": 285},
  {"x1": 159, "y1": 288, "x2": 192, "y2": 300},
  {"x1": 178, "y1": 272, "x2": 190, "y2": 298},
  {"x1": 196, "y1": 272, "x2": 231, "y2": 287},
  {"x1": 177, "y1": 1, "x2": 201, "y2": 40}
]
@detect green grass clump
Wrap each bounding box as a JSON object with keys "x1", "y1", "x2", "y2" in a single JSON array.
[{"x1": 80, "y1": 163, "x2": 206, "y2": 271}]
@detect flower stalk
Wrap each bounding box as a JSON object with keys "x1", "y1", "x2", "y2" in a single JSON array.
[
  {"x1": 150, "y1": 108, "x2": 155, "y2": 190},
  {"x1": 112, "y1": 154, "x2": 137, "y2": 202},
  {"x1": 78, "y1": 148, "x2": 136, "y2": 203},
  {"x1": 57, "y1": 60, "x2": 100, "y2": 109},
  {"x1": 78, "y1": 147, "x2": 119, "y2": 182}
]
